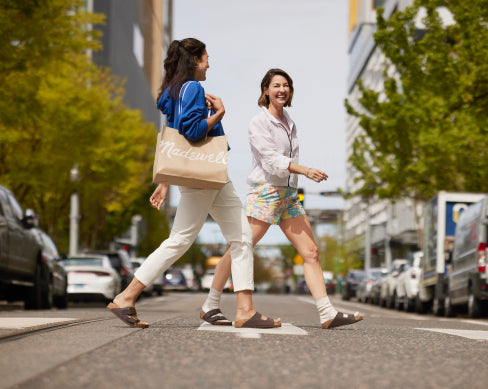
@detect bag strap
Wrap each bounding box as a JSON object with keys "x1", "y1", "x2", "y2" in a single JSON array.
[
  {"x1": 178, "y1": 80, "x2": 211, "y2": 118},
  {"x1": 178, "y1": 81, "x2": 193, "y2": 115}
]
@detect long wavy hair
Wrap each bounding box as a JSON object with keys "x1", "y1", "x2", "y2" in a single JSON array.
[{"x1": 157, "y1": 38, "x2": 207, "y2": 101}]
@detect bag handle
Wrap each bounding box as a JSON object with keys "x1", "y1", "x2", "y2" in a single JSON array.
[{"x1": 178, "y1": 81, "x2": 211, "y2": 118}]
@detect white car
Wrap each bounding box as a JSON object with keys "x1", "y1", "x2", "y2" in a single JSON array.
[
  {"x1": 201, "y1": 268, "x2": 232, "y2": 291},
  {"x1": 394, "y1": 252, "x2": 423, "y2": 311},
  {"x1": 380, "y1": 259, "x2": 409, "y2": 308},
  {"x1": 62, "y1": 254, "x2": 121, "y2": 302},
  {"x1": 181, "y1": 264, "x2": 200, "y2": 291}
]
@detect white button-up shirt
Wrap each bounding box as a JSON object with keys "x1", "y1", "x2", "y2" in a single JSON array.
[{"x1": 246, "y1": 107, "x2": 300, "y2": 188}]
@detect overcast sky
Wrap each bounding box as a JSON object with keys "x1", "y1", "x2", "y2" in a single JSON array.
[{"x1": 170, "y1": 0, "x2": 349, "y2": 244}]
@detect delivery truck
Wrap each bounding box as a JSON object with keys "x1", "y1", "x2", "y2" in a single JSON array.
[{"x1": 417, "y1": 191, "x2": 485, "y2": 315}]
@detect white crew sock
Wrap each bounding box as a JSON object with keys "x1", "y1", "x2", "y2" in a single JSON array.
[
  {"x1": 315, "y1": 296, "x2": 338, "y2": 324},
  {"x1": 202, "y1": 288, "x2": 222, "y2": 313}
]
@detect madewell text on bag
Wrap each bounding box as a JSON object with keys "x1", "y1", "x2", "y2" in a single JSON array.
[{"x1": 153, "y1": 126, "x2": 228, "y2": 189}]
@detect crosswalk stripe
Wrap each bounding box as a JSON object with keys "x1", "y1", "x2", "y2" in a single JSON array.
[
  {"x1": 416, "y1": 328, "x2": 488, "y2": 341},
  {"x1": 198, "y1": 322, "x2": 308, "y2": 338},
  {"x1": 0, "y1": 318, "x2": 75, "y2": 329}
]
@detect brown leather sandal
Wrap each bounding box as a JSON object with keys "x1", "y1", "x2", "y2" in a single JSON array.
[
  {"x1": 322, "y1": 311, "x2": 363, "y2": 329},
  {"x1": 200, "y1": 309, "x2": 232, "y2": 326},
  {"x1": 107, "y1": 302, "x2": 149, "y2": 328},
  {"x1": 235, "y1": 312, "x2": 281, "y2": 329}
]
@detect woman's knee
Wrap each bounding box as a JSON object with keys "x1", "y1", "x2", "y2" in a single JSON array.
[{"x1": 302, "y1": 245, "x2": 319, "y2": 264}]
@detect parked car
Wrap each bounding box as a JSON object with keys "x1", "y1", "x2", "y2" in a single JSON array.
[
  {"x1": 0, "y1": 185, "x2": 46, "y2": 309},
  {"x1": 30, "y1": 228, "x2": 68, "y2": 309},
  {"x1": 201, "y1": 268, "x2": 232, "y2": 292},
  {"x1": 357, "y1": 268, "x2": 383, "y2": 304},
  {"x1": 131, "y1": 257, "x2": 164, "y2": 296},
  {"x1": 395, "y1": 252, "x2": 423, "y2": 311},
  {"x1": 370, "y1": 271, "x2": 387, "y2": 305},
  {"x1": 296, "y1": 272, "x2": 336, "y2": 295},
  {"x1": 164, "y1": 267, "x2": 188, "y2": 291},
  {"x1": 342, "y1": 270, "x2": 366, "y2": 300},
  {"x1": 62, "y1": 254, "x2": 121, "y2": 302},
  {"x1": 380, "y1": 259, "x2": 409, "y2": 308},
  {"x1": 446, "y1": 197, "x2": 488, "y2": 318},
  {"x1": 323, "y1": 271, "x2": 337, "y2": 295},
  {"x1": 90, "y1": 250, "x2": 134, "y2": 290},
  {"x1": 181, "y1": 264, "x2": 200, "y2": 291}
]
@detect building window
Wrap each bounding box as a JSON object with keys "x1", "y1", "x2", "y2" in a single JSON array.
[
  {"x1": 373, "y1": 0, "x2": 386, "y2": 8},
  {"x1": 133, "y1": 24, "x2": 144, "y2": 68}
]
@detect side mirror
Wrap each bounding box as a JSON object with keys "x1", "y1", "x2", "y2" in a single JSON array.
[{"x1": 23, "y1": 209, "x2": 38, "y2": 229}]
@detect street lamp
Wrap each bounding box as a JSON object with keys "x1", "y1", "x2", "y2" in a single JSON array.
[{"x1": 69, "y1": 164, "x2": 80, "y2": 256}]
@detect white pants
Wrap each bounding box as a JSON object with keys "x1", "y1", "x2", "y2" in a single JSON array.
[{"x1": 134, "y1": 181, "x2": 254, "y2": 292}]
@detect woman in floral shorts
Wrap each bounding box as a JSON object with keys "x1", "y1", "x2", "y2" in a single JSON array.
[{"x1": 199, "y1": 69, "x2": 363, "y2": 330}]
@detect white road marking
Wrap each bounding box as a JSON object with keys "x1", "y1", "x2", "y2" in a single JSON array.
[
  {"x1": 295, "y1": 296, "x2": 315, "y2": 304},
  {"x1": 460, "y1": 320, "x2": 488, "y2": 327},
  {"x1": 0, "y1": 318, "x2": 76, "y2": 329},
  {"x1": 198, "y1": 322, "x2": 308, "y2": 339},
  {"x1": 416, "y1": 328, "x2": 488, "y2": 341}
]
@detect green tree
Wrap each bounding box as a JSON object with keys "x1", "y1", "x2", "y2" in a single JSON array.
[
  {"x1": 346, "y1": 0, "x2": 488, "y2": 202},
  {"x1": 0, "y1": 0, "x2": 157, "y2": 252}
]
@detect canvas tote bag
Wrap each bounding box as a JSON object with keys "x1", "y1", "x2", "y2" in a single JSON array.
[{"x1": 152, "y1": 82, "x2": 228, "y2": 189}]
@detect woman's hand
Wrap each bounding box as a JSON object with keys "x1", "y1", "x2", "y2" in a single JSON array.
[
  {"x1": 205, "y1": 93, "x2": 225, "y2": 115},
  {"x1": 150, "y1": 183, "x2": 169, "y2": 210},
  {"x1": 306, "y1": 167, "x2": 328, "y2": 183}
]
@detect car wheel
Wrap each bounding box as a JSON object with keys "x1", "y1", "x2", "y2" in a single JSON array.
[
  {"x1": 468, "y1": 290, "x2": 482, "y2": 318},
  {"x1": 444, "y1": 294, "x2": 455, "y2": 317},
  {"x1": 433, "y1": 297, "x2": 444, "y2": 316},
  {"x1": 404, "y1": 297, "x2": 413, "y2": 312},
  {"x1": 54, "y1": 283, "x2": 69, "y2": 309},
  {"x1": 41, "y1": 265, "x2": 53, "y2": 309},
  {"x1": 386, "y1": 292, "x2": 394, "y2": 309},
  {"x1": 394, "y1": 292, "x2": 402, "y2": 310},
  {"x1": 415, "y1": 294, "x2": 428, "y2": 314},
  {"x1": 25, "y1": 262, "x2": 43, "y2": 310}
]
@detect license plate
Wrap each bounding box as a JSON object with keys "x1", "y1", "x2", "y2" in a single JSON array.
[{"x1": 74, "y1": 284, "x2": 85, "y2": 288}]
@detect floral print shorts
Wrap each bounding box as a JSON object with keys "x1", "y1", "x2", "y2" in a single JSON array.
[{"x1": 245, "y1": 184, "x2": 305, "y2": 225}]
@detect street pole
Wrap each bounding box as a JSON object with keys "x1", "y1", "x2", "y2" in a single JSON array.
[
  {"x1": 364, "y1": 198, "x2": 371, "y2": 270},
  {"x1": 69, "y1": 193, "x2": 79, "y2": 256},
  {"x1": 69, "y1": 164, "x2": 80, "y2": 256}
]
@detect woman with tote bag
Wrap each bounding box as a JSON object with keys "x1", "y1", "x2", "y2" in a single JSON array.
[
  {"x1": 107, "y1": 39, "x2": 280, "y2": 329},
  {"x1": 200, "y1": 68, "x2": 363, "y2": 330}
]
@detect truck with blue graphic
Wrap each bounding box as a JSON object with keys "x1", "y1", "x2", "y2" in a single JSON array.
[{"x1": 417, "y1": 192, "x2": 486, "y2": 315}]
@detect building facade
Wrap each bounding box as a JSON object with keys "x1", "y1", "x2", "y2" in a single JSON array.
[
  {"x1": 90, "y1": 0, "x2": 173, "y2": 129},
  {"x1": 345, "y1": 0, "x2": 419, "y2": 269},
  {"x1": 87, "y1": 0, "x2": 173, "y2": 253}
]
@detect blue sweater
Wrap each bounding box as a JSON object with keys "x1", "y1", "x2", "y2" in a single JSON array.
[{"x1": 157, "y1": 79, "x2": 226, "y2": 142}]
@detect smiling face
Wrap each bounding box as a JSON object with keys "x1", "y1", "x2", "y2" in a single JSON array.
[
  {"x1": 265, "y1": 75, "x2": 291, "y2": 109},
  {"x1": 193, "y1": 50, "x2": 209, "y2": 81}
]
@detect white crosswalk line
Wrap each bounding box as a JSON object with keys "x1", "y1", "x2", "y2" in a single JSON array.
[
  {"x1": 0, "y1": 318, "x2": 75, "y2": 329},
  {"x1": 416, "y1": 328, "x2": 488, "y2": 341},
  {"x1": 198, "y1": 322, "x2": 308, "y2": 339}
]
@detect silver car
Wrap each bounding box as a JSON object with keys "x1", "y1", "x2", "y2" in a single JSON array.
[
  {"x1": 380, "y1": 259, "x2": 409, "y2": 308},
  {"x1": 395, "y1": 252, "x2": 423, "y2": 311}
]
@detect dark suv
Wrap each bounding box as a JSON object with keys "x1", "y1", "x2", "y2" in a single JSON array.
[{"x1": 0, "y1": 185, "x2": 47, "y2": 309}]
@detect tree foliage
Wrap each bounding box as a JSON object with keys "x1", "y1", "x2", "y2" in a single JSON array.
[
  {"x1": 0, "y1": 0, "x2": 158, "y2": 252},
  {"x1": 346, "y1": 0, "x2": 488, "y2": 201}
]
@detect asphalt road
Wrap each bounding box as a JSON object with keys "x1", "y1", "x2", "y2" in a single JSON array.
[{"x1": 1, "y1": 293, "x2": 488, "y2": 389}]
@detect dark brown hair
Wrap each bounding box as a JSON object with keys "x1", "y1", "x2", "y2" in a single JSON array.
[
  {"x1": 258, "y1": 68, "x2": 294, "y2": 107},
  {"x1": 157, "y1": 38, "x2": 206, "y2": 101}
]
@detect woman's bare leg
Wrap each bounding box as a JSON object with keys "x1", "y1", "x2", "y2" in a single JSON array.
[{"x1": 279, "y1": 215, "x2": 326, "y2": 300}]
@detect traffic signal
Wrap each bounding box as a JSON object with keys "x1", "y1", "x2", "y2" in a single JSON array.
[{"x1": 297, "y1": 187, "x2": 304, "y2": 207}]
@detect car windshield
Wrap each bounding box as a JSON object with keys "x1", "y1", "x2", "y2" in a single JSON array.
[
  {"x1": 62, "y1": 258, "x2": 103, "y2": 266},
  {"x1": 350, "y1": 271, "x2": 365, "y2": 280},
  {"x1": 369, "y1": 270, "x2": 382, "y2": 278}
]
